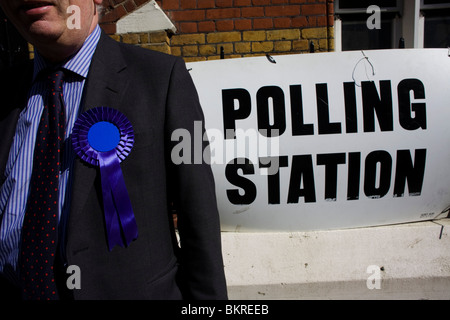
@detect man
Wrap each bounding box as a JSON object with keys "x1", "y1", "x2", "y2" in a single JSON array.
[{"x1": 0, "y1": 0, "x2": 228, "y2": 300}]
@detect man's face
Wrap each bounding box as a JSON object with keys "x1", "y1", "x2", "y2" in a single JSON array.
[{"x1": 0, "y1": 0, "x2": 101, "y2": 60}]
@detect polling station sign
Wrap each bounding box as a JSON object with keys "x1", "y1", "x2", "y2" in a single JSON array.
[{"x1": 185, "y1": 49, "x2": 450, "y2": 232}]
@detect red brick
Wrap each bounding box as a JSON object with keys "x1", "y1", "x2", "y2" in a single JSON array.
[
  {"x1": 328, "y1": 15, "x2": 334, "y2": 27},
  {"x1": 111, "y1": 0, "x2": 125, "y2": 5},
  {"x1": 216, "y1": 20, "x2": 235, "y2": 31},
  {"x1": 134, "y1": 0, "x2": 147, "y2": 6},
  {"x1": 242, "y1": 6, "x2": 264, "y2": 17},
  {"x1": 206, "y1": 8, "x2": 240, "y2": 19},
  {"x1": 179, "y1": 22, "x2": 198, "y2": 33},
  {"x1": 234, "y1": 0, "x2": 252, "y2": 6},
  {"x1": 274, "y1": 17, "x2": 292, "y2": 28},
  {"x1": 292, "y1": 16, "x2": 308, "y2": 27},
  {"x1": 124, "y1": 0, "x2": 137, "y2": 12},
  {"x1": 265, "y1": 5, "x2": 300, "y2": 17},
  {"x1": 328, "y1": 2, "x2": 334, "y2": 13},
  {"x1": 198, "y1": 0, "x2": 215, "y2": 8},
  {"x1": 100, "y1": 0, "x2": 110, "y2": 7},
  {"x1": 99, "y1": 22, "x2": 117, "y2": 34},
  {"x1": 253, "y1": 18, "x2": 273, "y2": 29},
  {"x1": 216, "y1": 0, "x2": 233, "y2": 7},
  {"x1": 172, "y1": 9, "x2": 205, "y2": 21},
  {"x1": 235, "y1": 19, "x2": 252, "y2": 30},
  {"x1": 198, "y1": 20, "x2": 216, "y2": 32},
  {"x1": 100, "y1": 5, "x2": 127, "y2": 23},
  {"x1": 160, "y1": 0, "x2": 179, "y2": 10},
  {"x1": 316, "y1": 15, "x2": 327, "y2": 27},
  {"x1": 180, "y1": 0, "x2": 196, "y2": 9},
  {"x1": 301, "y1": 4, "x2": 326, "y2": 15},
  {"x1": 252, "y1": 0, "x2": 270, "y2": 5}
]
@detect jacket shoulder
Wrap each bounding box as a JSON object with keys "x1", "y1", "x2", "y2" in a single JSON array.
[{"x1": 111, "y1": 36, "x2": 183, "y2": 70}]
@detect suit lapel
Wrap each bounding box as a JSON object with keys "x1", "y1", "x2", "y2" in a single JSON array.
[
  {"x1": 68, "y1": 32, "x2": 129, "y2": 228},
  {"x1": 80, "y1": 32, "x2": 129, "y2": 113}
]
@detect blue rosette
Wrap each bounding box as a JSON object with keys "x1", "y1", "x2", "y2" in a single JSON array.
[{"x1": 72, "y1": 107, "x2": 138, "y2": 251}]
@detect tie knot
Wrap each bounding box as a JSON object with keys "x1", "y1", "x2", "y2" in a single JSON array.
[{"x1": 47, "y1": 69, "x2": 65, "y2": 93}]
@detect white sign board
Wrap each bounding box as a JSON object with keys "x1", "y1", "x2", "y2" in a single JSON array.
[{"x1": 186, "y1": 49, "x2": 450, "y2": 232}]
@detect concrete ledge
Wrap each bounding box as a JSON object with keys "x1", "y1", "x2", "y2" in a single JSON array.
[{"x1": 221, "y1": 218, "x2": 450, "y2": 300}]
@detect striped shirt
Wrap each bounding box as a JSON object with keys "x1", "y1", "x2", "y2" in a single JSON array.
[{"x1": 0, "y1": 25, "x2": 101, "y2": 280}]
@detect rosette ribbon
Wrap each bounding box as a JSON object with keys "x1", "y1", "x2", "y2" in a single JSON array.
[{"x1": 72, "y1": 107, "x2": 138, "y2": 251}]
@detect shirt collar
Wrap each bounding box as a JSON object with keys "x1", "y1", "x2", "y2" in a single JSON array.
[{"x1": 33, "y1": 24, "x2": 102, "y2": 81}]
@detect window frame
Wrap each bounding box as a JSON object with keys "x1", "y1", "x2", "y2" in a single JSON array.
[
  {"x1": 420, "y1": 0, "x2": 450, "y2": 10},
  {"x1": 335, "y1": 0, "x2": 403, "y2": 14}
]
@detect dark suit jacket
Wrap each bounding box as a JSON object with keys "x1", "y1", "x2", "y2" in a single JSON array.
[{"x1": 0, "y1": 31, "x2": 228, "y2": 300}]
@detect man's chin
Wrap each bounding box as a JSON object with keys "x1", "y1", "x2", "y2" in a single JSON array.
[{"x1": 25, "y1": 21, "x2": 63, "y2": 44}]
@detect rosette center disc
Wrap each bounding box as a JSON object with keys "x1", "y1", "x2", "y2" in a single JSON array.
[{"x1": 88, "y1": 121, "x2": 121, "y2": 152}]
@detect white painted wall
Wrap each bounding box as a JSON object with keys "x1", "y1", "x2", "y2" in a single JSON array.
[
  {"x1": 116, "y1": 0, "x2": 176, "y2": 34},
  {"x1": 222, "y1": 218, "x2": 450, "y2": 299}
]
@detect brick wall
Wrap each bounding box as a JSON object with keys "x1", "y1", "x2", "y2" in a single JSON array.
[
  {"x1": 100, "y1": 0, "x2": 335, "y2": 61},
  {"x1": 160, "y1": 0, "x2": 334, "y2": 61},
  {"x1": 109, "y1": 31, "x2": 172, "y2": 54}
]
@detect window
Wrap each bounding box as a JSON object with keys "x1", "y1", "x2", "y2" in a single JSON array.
[
  {"x1": 340, "y1": 13, "x2": 397, "y2": 50},
  {"x1": 335, "y1": 0, "x2": 403, "y2": 51},
  {"x1": 421, "y1": 0, "x2": 450, "y2": 48}
]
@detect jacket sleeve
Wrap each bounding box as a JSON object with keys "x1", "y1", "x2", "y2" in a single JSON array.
[{"x1": 164, "y1": 57, "x2": 228, "y2": 300}]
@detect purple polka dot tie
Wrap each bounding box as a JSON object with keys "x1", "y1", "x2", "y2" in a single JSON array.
[{"x1": 20, "y1": 69, "x2": 66, "y2": 300}]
